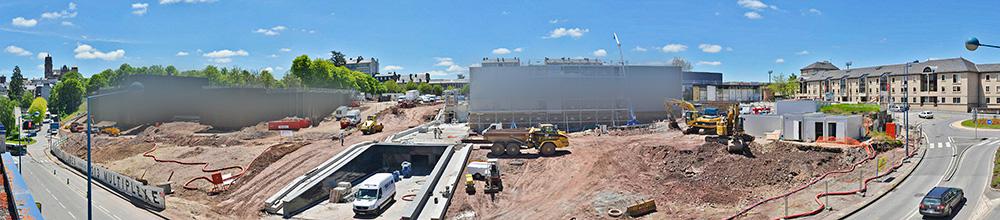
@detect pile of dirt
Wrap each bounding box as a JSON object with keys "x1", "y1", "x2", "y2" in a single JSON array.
[
  {"x1": 447, "y1": 123, "x2": 860, "y2": 219},
  {"x1": 218, "y1": 141, "x2": 308, "y2": 198}
]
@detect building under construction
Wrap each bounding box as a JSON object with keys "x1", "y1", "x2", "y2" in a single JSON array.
[{"x1": 468, "y1": 57, "x2": 697, "y2": 132}]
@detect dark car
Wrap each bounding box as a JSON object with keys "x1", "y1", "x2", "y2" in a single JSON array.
[{"x1": 919, "y1": 186, "x2": 964, "y2": 217}]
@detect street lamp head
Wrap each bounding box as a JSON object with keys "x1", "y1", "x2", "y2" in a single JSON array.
[{"x1": 967, "y1": 37, "x2": 981, "y2": 51}]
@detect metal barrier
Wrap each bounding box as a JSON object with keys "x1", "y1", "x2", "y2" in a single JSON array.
[{"x1": 51, "y1": 138, "x2": 167, "y2": 210}]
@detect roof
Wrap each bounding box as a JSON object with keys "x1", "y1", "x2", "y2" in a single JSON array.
[
  {"x1": 801, "y1": 61, "x2": 840, "y2": 71},
  {"x1": 801, "y1": 58, "x2": 981, "y2": 81},
  {"x1": 360, "y1": 173, "x2": 394, "y2": 186},
  {"x1": 926, "y1": 187, "x2": 952, "y2": 198},
  {"x1": 978, "y1": 64, "x2": 1000, "y2": 72}
]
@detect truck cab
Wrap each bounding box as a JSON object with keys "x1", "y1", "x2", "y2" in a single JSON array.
[{"x1": 353, "y1": 173, "x2": 397, "y2": 216}]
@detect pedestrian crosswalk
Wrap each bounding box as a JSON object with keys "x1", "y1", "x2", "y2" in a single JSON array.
[{"x1": 927, "y1": 142, "x2": 953, "y2": 149}]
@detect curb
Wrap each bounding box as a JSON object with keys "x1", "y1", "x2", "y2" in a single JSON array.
[
  {"x1": 975, "y1": 145, "x2": 1000, "y2": 219},
  {"x1": 42, "y1": 144, "x2": 170, "y2": 220},
  {"x1": 950, "y1": 120, "x2": 1000, "y2": 132},
  {"x1": 834, "y1": 134, "x2": 927, "y2": 219}
]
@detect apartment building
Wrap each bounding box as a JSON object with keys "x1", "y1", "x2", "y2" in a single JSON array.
[{"x1": 797, "y1": 58, "x2": 1000, "y2": 112}]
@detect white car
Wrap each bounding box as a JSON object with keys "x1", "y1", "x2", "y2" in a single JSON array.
[{"x1": 918, "y1": 111, "x2": 933, "y2": 119}]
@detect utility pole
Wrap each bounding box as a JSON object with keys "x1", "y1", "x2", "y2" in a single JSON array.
[{"x1": 904, "y1": 61, "x2": 914, "y2": 155}]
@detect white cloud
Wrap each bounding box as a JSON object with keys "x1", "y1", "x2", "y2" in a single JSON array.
[
  {"x1": 132, "y1": 3, "x2": 150, "y2": 15},
  {"x1": 513, "y1": 48, "x2": 523, "y2": 52},
  {"x1": 744, "y1": 11, "x2": 763, "y2": 19},
  {"x1": 661, "y1": 44, "x2": 687, "y2": 53},
  {"x1": 434, "y1": 57, "x2": 455, "y2": 66},
  {"x1": 11, "y1": 17, "x2": 38, "y2": 27},
  {"x1": 5, "y1": 45, "x2": 32, "y2": 56},
  {"x1": 176, "y1": 51, "x2": 189, "y2": 56},
  {"x1": 775, "y1": 58, "x2": 785, "y2": 63},
  {"x1": 738, "y1": 0, "x2": 769, "y2": 10},
  {"x1": 698, "y1": 44, "x2": 722, "y2": 53},
  {"x1": 696, "y1": 61, "x2": 722, "y2": 66},
  {"x1": 807, "y1": 8, "x2": 822, "y2": 15},
  {"x1": 74, "y1": 44, "x2": 125, "y2": 61},
  {"x1": 254, "y1": 26, "x2": 286, "y2": 36},
  {"x1": 263, "y1": 67, "x2": 274, "y2": 72},
  {"x1": 211, "y1": 58, "x2": 232, "y2": 63},
  {"x1": 492, "y1": 48, "x2": 512, "y2": 55},
  {"x1": 548, "y1": 18, "x2": 568, "y2": 24},
  {"x1": 544, "y1": 27, "x2": 589, "y2": 39},
  {"x1": 69, "y1": 2, "x2": 77, "y2": 10},
  {"x1": 203, "y1": 49, "x2": 249, "y2": 58},
  {"x1": 268, "y1": 54, "x2": 278, "y2": 58},
  {"x1": 160, "y1": 0, "x2": 215, "y2": 4},
  {"x1": 796, "y1": 50, "x2": 810, "y2": 55},
  {"x1": 592, "y1": 49, "x2": 607, "y2": 57},
  {"x1": 426, "y1": 70, "x2": 449, "y2": 76},
  {"x1": 633, "y1": 46, "x2": 648, "y2": 52},
  {"x1": 384, "y1": 65, "x2": 403, "y2": 71},
  {"x1": 36, "y1": 52, "x2": 49, "y2": 60},
  {"x1": 446, "y1": 65, "x2": 465, "y2": 72},
  {"x1": 279, "y1": 48, "x2": 291, "y2": 52},
  {"x1": 60, "y1": 21, "x2": 74, "y2": 26},
  {"x1": 41, "y1": 2, "x2": 78, "y2": 19}
]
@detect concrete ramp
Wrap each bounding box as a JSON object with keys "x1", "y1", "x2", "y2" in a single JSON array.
[{"x1": 263, "y1": 141, "x2": 373, "y2": 216}]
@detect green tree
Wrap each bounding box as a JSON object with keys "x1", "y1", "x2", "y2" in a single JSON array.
[
  {"x1": 87, "y1": 72, "x2": 110, "y2": 94},
  {"x1": 27, "y1": 97, "x2": 47, "y2": 124},
  {"x1": 670, "y1": 57, "x2": 693, "y2": 71},
  {"x1": 165, "y1": 65, "x2": 179, "y2": 76},
  {"x1": 329, "y1": 51, "x2": 347, "y2": 67},
  {"x1": 8, "y1": 66, "x2": 24, "y2": 99},
  {"x1": 19, "y1": 93, "x2": 33, "y2": 109},
  {"x1": 260, "y1": 70, "x2": 276, "y2": 88},
  {"x1": 0, "y1": 97, "x2": 18, "y2": 138},
  {"x1": 767, "y1": 73, "x2": 801, "y2": 97},
  {"x1": 417, "y1": 83, "x2": 433, "y2": 95},
  {"x1": 50, "y1": 78, "x2": 85, "y2": 116},
  {"x1": 432, "y1": 84, "x2": 444, "y2": 96},
  {"x1": 460, "y1": 84, "x2": 470, "y2": 95},
  {"x1": 383, "y1": 81, "x2": 403, "y2": 93}
]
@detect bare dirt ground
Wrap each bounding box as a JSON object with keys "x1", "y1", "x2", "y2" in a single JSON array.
[
  {"x1": 60, "y1": 102, "x2": 442, "y2": 219},
  {"x1": 446, "y1": 122, "x2": 865, "y2": 220}
]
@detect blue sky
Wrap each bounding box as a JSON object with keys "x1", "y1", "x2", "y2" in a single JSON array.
[{"x1": 2, "y1": 0, "x2": 1000, "y2": 82}]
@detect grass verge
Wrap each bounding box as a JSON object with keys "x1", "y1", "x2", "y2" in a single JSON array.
[
  {"x1": 960, "y1": 119, "x2": 1000, "y2": 129},
  {"x1": 993, "y1": 148, "x2": 1000, "y2": 189},
  {"x1": 6, "y1": 137, "x2": 36, "y2": 145},
  {"x1": 820, "y1": 103, "x2": 880, "y2": 115}
]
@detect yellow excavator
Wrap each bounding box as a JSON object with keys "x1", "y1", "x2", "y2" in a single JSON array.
[
  {"x1": 705, "y1": 104, "x2": 754, "y2": 156},
  {"x1": 666, "y1": 99, "x2": 723, "y2": 134}
]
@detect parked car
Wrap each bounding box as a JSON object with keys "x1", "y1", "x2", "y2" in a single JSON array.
[
  {"x1": 919, "y1": 186, "x2": 964, "y2": 217},
  {"x1": 889, "y1": 103, "x2": 910, "y2": 112},
  {"x1": 352, "y1": 173, "x2": 397, "y2": 216},
  {"x1": 918, "y1": 111, "x2": 934, "y2": 119}
]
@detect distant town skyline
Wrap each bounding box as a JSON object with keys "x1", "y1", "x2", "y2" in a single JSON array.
[{"x1": 2, "y1": 0, "x2": 1000, "y2": 81}]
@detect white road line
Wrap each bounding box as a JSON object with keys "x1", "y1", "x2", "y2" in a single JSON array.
[
  {"x1": 946, "y1": 142, "x2": 952, "y2": 148},
  {"x1": 57, "y1": 201, "x2": 66, "y2": 208},
  {"x1": 98, "y1": 205, "x2": 113, "y2": 215},
  {"x1": 67, "y1": 210, "x2": 78, "y2": 219},
  {"x1": 44, "y1": 187, "x2": 52, "y2": 195}
]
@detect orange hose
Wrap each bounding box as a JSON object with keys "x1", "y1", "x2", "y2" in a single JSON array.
[{"x1": 141, "y1": 143, "x2": 253, "y2": 191}]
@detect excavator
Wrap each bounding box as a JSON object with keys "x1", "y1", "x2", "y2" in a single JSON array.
[
  {"x1": 666, "y1": 99, "x2": 753, "y2": 156},
  {"x1": 665, "y1": 99, "x2": 722, "y2": 134},
  {"x1": 705, "y1": 105, "x2": 755, "y2": 156}
]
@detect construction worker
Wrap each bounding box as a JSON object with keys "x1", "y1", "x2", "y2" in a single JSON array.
[{"x1": 339, "y1": 131, "x2": 345, "y2": 146}]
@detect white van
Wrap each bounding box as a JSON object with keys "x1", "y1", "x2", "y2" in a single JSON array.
[
  {"x1": 334, "y1": 106, "x2": 350, "y2": 120},
  {"x1": 353, "y1": 173, "x2": 397, "y2": 216}
]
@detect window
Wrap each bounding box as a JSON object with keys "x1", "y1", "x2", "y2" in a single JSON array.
[
  {"x1": 989, "y1": 98, "x2": 992, "y2": 104},
  {"x1": 953, "y1": 97, "x2": 961, "y2": 103},
  {"x1": 940, "y1": 97, "x2": 944, "y2": 102},
  {"x1": 913, "y1": 97, "x2": 916, "y2": 102},
  {"x1": 942, "y1": 75, "x2": 946, "y2": 81},
  {"x1": 953, "y1": 74, "x2": 958, "y2": 83},
  {"x1": 997, "y1": 97, "x2": 1000, "y2": 104},
  {"x1": 953, "y1": 86, "x2": 961, "y2": 92},
  {"x1": 996, "y1": 86, "x2": 999, "y2": 92},
  {"x1": 941, "y1": 87, "x2": 945, "y2": 91}
]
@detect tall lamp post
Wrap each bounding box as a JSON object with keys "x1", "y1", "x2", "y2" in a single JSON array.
[
  {"x1": 903, "y1": 60, "x2": 918, "y2": 156},
  {"x1": 966, "y1": 37, "x2": 1000, "y2": 51},
  {"x1": 85, "y1": 82, "x2": 143, "y2": 220}
]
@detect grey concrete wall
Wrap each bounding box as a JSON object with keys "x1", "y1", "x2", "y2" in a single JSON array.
[
  {"x1": 469, "y1": 64, "x2": 683, "y2": 131},
  {"x1": 776, "y1": 100, "x2": 819, "y2": 115},
  {"x1": 781, "y1": 113, "x2": 862, "y2": 142},
  {"x1": 90, "y1": 75, "x2": 353, "y2": 130}
]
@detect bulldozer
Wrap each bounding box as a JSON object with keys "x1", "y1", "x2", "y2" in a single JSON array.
[
  {"x1": 666, "y1": 99, "x2": 723, "y2": 134},
  {"x1": 358, "y1": 115, "x2": 384, "y2": 135},
  {"x1": 704, "y1": 105, "x2": 755, "y2": 156}
]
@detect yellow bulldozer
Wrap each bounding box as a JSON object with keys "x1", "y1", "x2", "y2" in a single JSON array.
[
  {"x1": 666, "y1": 100, "x2": 753, "y2": 156},
  {"x1": 359, "y1": 115, "x2": 384, "y2": 135}
]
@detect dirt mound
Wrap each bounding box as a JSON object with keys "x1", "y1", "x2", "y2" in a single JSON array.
[{"x1": 448, "y1": 125, "x2": 859, "y2": 219}]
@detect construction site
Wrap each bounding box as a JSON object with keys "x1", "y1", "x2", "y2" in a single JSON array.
[{"x1": 45, "y1": 60, "x2": 920, "y2": 220}]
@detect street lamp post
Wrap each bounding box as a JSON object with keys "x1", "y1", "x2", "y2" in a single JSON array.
[
  {"x1": 966, "y1": 37, "x2": 1000, "y2": 51},
  {"x1": 904, "y1": 62, "x2": 912, "y2": 156},
  {"x1": 85, "y1": 82, "x2": 143, "y2": 220}
]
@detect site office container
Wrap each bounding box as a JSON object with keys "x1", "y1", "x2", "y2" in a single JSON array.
[{"x1": 267, "y1": 118, "x2": 312, "y2": 130}]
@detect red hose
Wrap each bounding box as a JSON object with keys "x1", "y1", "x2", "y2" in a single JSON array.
[
  {"x1": 141, "y1": 143, "x2": 250, "y2": 191},
  {"x1": 724, "y1": 143, "x2": 882, "y2": 219}
]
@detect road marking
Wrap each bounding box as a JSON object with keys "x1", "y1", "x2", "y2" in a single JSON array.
[
  {"x1": 946, "y1": 142, "x2": 953, "y2": 148},
  {"x1": 44, "y1": 187, "x2": 52, "y2": 195},
  {"x1": 66, "y1": 209, "x2": 78, "y2": 219}
]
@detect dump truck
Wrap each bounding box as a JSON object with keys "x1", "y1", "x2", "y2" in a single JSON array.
[
  {"x1": 359, "y1": 115, "x2": 384, "y2": 135},
  {"x1": 482, "y1": 123, "x2": 569, "y2": 156},
  {"x1": 101, "y1": 127, "x2": 121, "y2": 137}
]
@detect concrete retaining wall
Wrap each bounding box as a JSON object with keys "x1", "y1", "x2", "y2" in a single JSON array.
[
  {"x1": 52, "y1": 139, "x2": 166, "y2": 210},
  {"x1": 743, "y1": 114, "x2": 783, "y2": 137}
]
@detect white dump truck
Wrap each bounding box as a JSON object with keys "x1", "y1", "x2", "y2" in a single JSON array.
[{"x1": 352, "y1": 173, "x2": 397, "y2": 216}]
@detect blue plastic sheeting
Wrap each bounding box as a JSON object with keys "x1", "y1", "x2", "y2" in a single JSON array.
[{"x1": 2, "y1": 152, "x2": 44, "y2": 220}]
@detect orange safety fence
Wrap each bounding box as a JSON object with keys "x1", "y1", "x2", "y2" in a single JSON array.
[{"x1": 814, "y1": 136, "x2": 862, "y2": 146}]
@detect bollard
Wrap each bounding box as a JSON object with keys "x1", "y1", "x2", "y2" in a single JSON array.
[{"x1": 826, "y1": 180, "x2": 831, "y2": 210}]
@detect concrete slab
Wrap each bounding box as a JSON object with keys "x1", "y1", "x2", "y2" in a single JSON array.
[
  {"x1": 418, "y1": 144, "x2": 473, "y2": 219},
  {"x1": 394, "y1": 123, "x2": 469, "y2": 145}
]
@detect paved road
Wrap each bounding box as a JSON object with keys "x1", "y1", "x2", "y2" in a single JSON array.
[
  {"x1": 18, "y1": 122, "x2": 162, "y2": 220},
  {"x1": 848, "y1": 110, "x2": 1000, "y2": 220}
]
